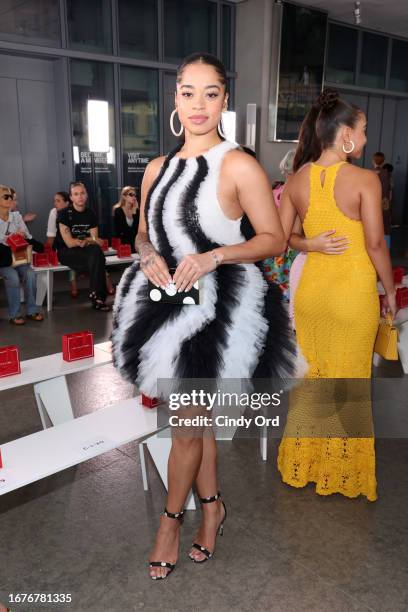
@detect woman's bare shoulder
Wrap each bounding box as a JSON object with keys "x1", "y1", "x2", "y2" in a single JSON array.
[
  {"x1": 142, "y1": 155, "x2": 166, "y2": 186},
  {"x1": 145, "y1": 155, "x2": 166, "y2": 175},
  {"x1": 340, "y1": 163, "x2": 380, "y2": 185},
  {"x1": 222, "y1": 147, "x2": 268, "y2": 181}
]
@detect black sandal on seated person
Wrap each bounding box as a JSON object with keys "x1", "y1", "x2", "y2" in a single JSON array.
[
  {"x1": 89, "y1": 292, "x2": 111, "y2": 312},
  {"x1": 189, "y1": 492, "x2": 227, "y2": 563},
  {"x1": 149, "y1": 508, "x2": 184, "y2": 580}
]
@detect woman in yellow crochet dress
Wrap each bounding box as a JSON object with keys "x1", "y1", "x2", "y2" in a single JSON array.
[{"x1": 278, "y1": 89, "x2": 397, "y2": 501}]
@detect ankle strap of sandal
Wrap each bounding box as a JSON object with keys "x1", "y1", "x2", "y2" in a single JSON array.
[
  {"x1": 163, "y1": 508, "x2": 184, "y2": 520},
  {"x1": 199, "y1": 491, "x2": 221, "y2": 504}
]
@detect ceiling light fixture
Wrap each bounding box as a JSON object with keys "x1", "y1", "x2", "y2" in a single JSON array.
[{"x1": 354, "y1": 1, "x2": 362, "y2": 25}]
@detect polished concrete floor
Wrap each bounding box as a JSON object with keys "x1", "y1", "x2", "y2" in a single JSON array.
[{"x1": 1, "y1": 261, "x2": 408, "y2": 611}]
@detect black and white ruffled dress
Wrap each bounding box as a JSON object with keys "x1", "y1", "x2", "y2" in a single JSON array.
[{"x1": 112, "y1": 141, "x2": 295, "y2": 397}]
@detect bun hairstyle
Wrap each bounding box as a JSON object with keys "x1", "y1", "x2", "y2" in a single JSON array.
[{"x1": 293, "y1": 88, "x2": 362, "y2": 172}]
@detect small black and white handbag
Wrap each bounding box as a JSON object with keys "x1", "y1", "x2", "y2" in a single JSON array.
[{"x1": 148, "y1": 279, "x2": 200, "y2": 305}]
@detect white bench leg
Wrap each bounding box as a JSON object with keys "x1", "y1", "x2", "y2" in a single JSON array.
[
  {"x1": 34, "y1": 375, "x2": 74, "y2": 427},
  {"x1": 144, "y1": 431, "x2": 196, "y2": 510},
  {"x1": 398, "y1": 322, "x2": 408, "y2": 373},
  {"x1": 260, "y1": 423, "x2": 268, "y2": 461},
  {"x1": 35, "y1": 270, "x2": 47, "y2": 307},
  {"x1": 47, "y1": 270, "x2": 54, "y2": 312},
  {"x1": 139, "y1": 442, "x2": 149, "y2": 491}
]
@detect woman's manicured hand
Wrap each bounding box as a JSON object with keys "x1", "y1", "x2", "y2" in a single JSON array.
[
  {"x1": 308, "y1": 230, "x2": 349, "y2": 254},
  {"x1": 140, "y1": 244, "x2": 171, "y2": 288},
  {"x1": 173, "y1": 252, "x2": 218, "y2": 292}
]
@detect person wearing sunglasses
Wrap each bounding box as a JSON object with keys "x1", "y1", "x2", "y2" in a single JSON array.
[
  {"x1": 112, "y1": 186, "x2": 140, "y2": 252},
  {"x1": 0, "y1": 185, "x2": 43, "y2": 325}
]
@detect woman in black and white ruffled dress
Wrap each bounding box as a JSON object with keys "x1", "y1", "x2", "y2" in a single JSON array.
[{"x1": 112, "y1": 52, "x2": 295, "y2": 579}]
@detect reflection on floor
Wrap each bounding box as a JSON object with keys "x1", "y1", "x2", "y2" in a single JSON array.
[{"x1": 0, "y1": 250, "x2": 407, "y2": 611}]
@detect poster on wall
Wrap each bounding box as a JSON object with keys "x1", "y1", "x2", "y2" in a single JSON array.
[{"x1": 123, "y1": 151, "x2": 156, "y2": 197}]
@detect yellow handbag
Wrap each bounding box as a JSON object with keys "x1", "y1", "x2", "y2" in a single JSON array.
[{"x1": 374, "y1": 313, "x2": 399, "y2": 360}]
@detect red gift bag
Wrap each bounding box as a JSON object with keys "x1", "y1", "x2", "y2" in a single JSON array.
[
  {"x1": 118, "y1": 244, "x2": 132, "y2": 258},
  {"x1": 62, "y1": 331, "x2": 94, "y2": 362},
  {"x1": 111, "y1": 237, "x2": 122, "y2": 250},
  {"x1": 141, "y1": 394, "x2": 159, "y2": 408},
  {"x1": 101, "y1": 239, "x2": 109, "y2": 252},
  {"x1": 6, "y1": 233, "x2": 29, "y2": 252},
  {"x1": 0, "y1": 345, "x2": 21, "y2": 378},
  {"x1": 393, "y1": 267, "x2": 404, "y2": 284},
  {"x1": 396, "y1": 287, "x2": 408, "y2": 309},
  {"x1": 33, "y1": 253, "x2": 50, "y2": 267},
  {"x1": 48, "y1": 250, "x2": 59, "y2": 266},
  {"x1": 0, "y1": 448, "x2": 3, "y2": 468},
  {"x1": 43, "y1": 242, "x2": 52, "y2": 252}
]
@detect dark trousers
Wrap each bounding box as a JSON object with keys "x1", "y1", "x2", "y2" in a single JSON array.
[{"x1": 58, "y1": 244, "x2": 107, "y2": 300}]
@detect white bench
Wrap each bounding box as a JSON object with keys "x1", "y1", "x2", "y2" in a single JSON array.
[
  {"x1": 0, "y1": 397, "x2": 160, "y2": 496},
  {"x1": 0, "y1": 342, "x2": 113, "y2": 428},
  {"x1": 0, "y1": 341, "x2": 196, "y2": 508},
  {"x1": 33, "y1": 252, "x2": 139, "y2": 312}
]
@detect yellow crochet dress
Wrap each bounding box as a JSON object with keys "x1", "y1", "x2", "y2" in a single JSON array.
[{"x1": 277, "y1": 162, "x2": 380, "y2": 501}]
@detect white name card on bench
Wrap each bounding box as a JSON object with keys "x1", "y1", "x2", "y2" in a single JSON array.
[{"x1": 77, "y1": 436, "x2": 113, "y2": 455}]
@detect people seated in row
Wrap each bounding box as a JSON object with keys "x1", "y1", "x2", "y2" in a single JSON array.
[
  {"x1": 54, "y1": 182, "x2": 110, "y2": 311},
  {"x1": 0, "y1": 184, "x2": 43, "y2": 325},
  {"x1": 112, "y1": 186, "x2": 139, "y2": 252}
]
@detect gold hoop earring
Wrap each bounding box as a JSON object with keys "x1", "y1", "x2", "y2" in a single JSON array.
[
  {"x1": 170, "y1": 109, "x2": 183, "y2": 137},
  {"x1": 342, "y1": 140, "x2": 355, "y2": 154}
]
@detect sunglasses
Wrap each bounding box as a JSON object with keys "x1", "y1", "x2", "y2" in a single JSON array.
[
  {"x1": 126, "y1": 192, "x2": 136, "y2": 197},
  {"x1": 1, "y1": 194, "x2": 13, "y2": 201}
]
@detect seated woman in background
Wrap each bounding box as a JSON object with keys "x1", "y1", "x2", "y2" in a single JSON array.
[
  {"x1": 54, "y1": 182, "x2": 110, "y2": 311},
  {"x1": 46, "y1": 190, "x2": 79, "y2": 297},
  {"x1": 0, "y1": 184, "x2": 43, "y2": 325},
  {"x1": 113, "y1": 186, "x2": 139, "y2": 251},
  {"x1": 46, "y1": 191, "x2": 71, "y2": 245}
]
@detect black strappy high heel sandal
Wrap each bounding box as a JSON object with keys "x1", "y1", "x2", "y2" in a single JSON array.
[
  {"x1": 89, "y1": 292, "x2": 111, "y2": 312},
  {"x1": 149, "y1": 508, "x2": 184, "y2": 580},
  {"x1": 189, "y1": 491, "x2": 227, "y2": 563}
]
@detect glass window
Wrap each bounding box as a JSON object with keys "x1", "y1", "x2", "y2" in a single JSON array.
[
  {"x1": 0, "y1": 0, "x2": 60, "y2": 47},
  {"x1": 390, "y1": 39, "x2": 408, "y2": 93},
  {"x1": 67, "y1": 0, "x2": 112, "y2": 54},
  {"x1": 118, "y1": 0, "x2": 158, "y2": 60},
  {"x1": 326, "y1": 24, "x2": 358, "y2": 85},
  {"x1": 276, "y1": 4, "x2": 327, "y2": 141},
  {"x1": 120, "y1": 66, "x2": 159, "y2": 195},
  {"x1": 359, "y1": 32, "x2": 388, "y2": 89},
  {"x1": 70, "y1": 60, "x2": 117, "y2": 238},
  {"x1": 222, "y1": 4, "x2": 233, "y2": 71},
  {"x1": 164, "y1": 0, "x2": 217, "y2": 65}
]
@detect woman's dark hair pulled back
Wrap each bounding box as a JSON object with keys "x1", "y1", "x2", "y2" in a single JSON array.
[
  {"x1": 55, "y1": 190, "x2": 70, "y2": 204},
  {"x1": 176, "y1": 52, "x2": 227, "y2": 88},
  {"x1": 293, "y1": 88, "x2": 362, "y2": 172}
]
